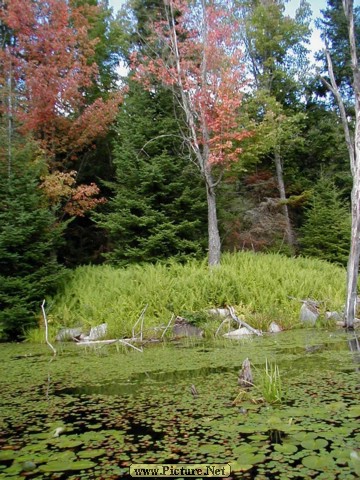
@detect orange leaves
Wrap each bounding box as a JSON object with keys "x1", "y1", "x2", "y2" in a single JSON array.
[
  {"x1": 40, "y1": 170, "x2": 106, "y2": 217},
  {"x1": 68, "y1": 93, "x2": 124, "y2": 152},
  {"x1": 64, "y1": 183, "x2": 106, "y2": 217},
  {"x1": 1, "y1": 0, "x2": 122, "y2": 157},
  {"x1": 1, "y1": 0, "x2": 123, "y2": 217}
]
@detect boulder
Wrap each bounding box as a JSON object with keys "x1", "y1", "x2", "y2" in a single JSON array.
[
  {"x1": 300, "y1": 302, "x2": 319, "y2": 326},
  {"x1": 268, "y1": 322, "x2": 282, "y2": 333},
  {"x1": 55, "y1": 327, "x2": 83, "y2": 342},
  {"x1": 223, "y1": 327, "x2": 254, "y2": 338},
  {"x1": 325, "y1": 311, "x2": 343, "y2": 322},
  {"x1": 173, "y1": 317, "x2": 204, "y2": 338}
]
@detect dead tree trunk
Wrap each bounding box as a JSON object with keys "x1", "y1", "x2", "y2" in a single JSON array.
[
  {"x1": 274, "y1": 149, "x2": 295, "y2": 253},
  {"x1": 343, "y1": 0, "x2": 360, "y2": 329},
  {"x1": 321, "y1": 0, "x2": 360, "y2": 328}
]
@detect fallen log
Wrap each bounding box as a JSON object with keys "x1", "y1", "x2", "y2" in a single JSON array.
[
  {"x1": 227, "y1": 306, "x2": 262, "y2": 336},
  {"x1": 76, "y1": 338, "x2": 144, "y2": 352}
]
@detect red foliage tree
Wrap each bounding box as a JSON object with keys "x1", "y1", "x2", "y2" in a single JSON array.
[
  {"x1": 0, "y1": 0, "x2": 123, "y2": 214},
  {"x1": 131, "y1": 0, "x2": 251, "y2": 265}
]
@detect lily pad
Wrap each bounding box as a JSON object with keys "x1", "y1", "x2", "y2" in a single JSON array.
[
  {"x1": 302, "y1": 454, "x2": 336, "y2": 471},
  {"x1": 274, "y1": 443, "x2": 298, "y2": 455},
  {"x1": 301, "y1": 438, "x2": 328, "y2": 450},
  {"x1": 0, "y1": 450, "x2": 17, "y2": 461},
  {"x1": 78, "y1": 448, "x2": 106, "y2": 459},
  {"x1": 39, "y1": 459, "x2": 96, "y2": 472}
]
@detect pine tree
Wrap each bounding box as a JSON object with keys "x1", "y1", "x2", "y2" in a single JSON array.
[
  {"x1": 95, "y1": 83, "x2": 208, "y2": 265},
  {"x1": 0, "y1": 142, "x2": 64, "y2": 340},
  {"x1": 300, "y1": 177, "x2": 350, "y2": 266}
]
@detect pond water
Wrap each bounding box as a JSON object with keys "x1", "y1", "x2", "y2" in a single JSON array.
[{"x1": 0, "y1": 329, "x2": 359, "y2": 479}]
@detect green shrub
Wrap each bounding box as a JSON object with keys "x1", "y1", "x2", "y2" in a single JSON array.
[{"x1": 45, "y1": 251, "x2": 346, "y2": 340}]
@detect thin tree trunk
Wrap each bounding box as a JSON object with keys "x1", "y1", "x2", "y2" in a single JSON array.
[
  {"x1": 205, "y1": 166, "x2": 221, "y2": 266},
  {"x1": 274, "y1": 149, "x2": 295, "y2": 253}
]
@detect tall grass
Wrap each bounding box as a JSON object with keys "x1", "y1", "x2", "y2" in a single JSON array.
[{"x1": 42, "y1": 252, "x2": 346, "y2": 340}]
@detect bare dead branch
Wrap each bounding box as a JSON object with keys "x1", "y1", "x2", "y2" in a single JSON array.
[{"x1": 41, "y1": 300, "x2": 56, "y2": 356}]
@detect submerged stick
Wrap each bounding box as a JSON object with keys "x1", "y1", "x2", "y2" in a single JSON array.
[
  {"x1": 215, "y1": 317, "x2": 231, "y2": 336},
  {"x1": 238, "y1": 357, "x2": 254, "y2": 388},
  {"x1": 41, "y1": 300, "x2": 56, "y2": 356},
  {"x1": 76, "y1": 338, "x2": 143, "y2": 352}
]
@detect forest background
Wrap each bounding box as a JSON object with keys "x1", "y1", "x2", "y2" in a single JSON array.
[{"x1": 0, "y1": 0, "x2": 359, "y2": 340}]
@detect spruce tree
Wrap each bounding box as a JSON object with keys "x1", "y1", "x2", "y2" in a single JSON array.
[
  {"x1": 300, "y1": 177, "x2": 350, "y2": 266},
  {"x1": 96, "y1": 83, "x2": 208, "y2": 265},
  {"x1": 0, "y1": 143, "x2": 64, "y2": 340}
]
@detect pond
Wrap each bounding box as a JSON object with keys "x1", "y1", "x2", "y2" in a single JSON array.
[{"x1": 0, "y1": 329, "x2": 359, "y2": 479}]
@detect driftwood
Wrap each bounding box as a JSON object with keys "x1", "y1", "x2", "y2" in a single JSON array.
[
  {"x1": 190, "y1": 384, "x2": 198, "y2": 397},
  {"x1": 227, "y1": 306, "x2": 262, "y2": 336},
  {"x1": 132, "y1": 304, "x2": 147, "y2": 341},
  {"x1": 215, "y1": 306, "x2": 261, "y2": 337},
  {"x1": 238, "y1": 358, "x2": 253, "y2": 388},
  {"x1": 161, "y1": 314, "x2": 174, "y2": 339},
  {"x1": 76, "y1": 338, "x2": 143, "y2": 352},
  {"x1": 41, "y1": 300, "x2": 56, "y2": 356},
  {"x1": 56, "y1": 306, "x2": 151, "y2": 352}
]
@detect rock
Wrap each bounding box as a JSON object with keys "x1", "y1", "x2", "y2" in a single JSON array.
[
  {"x1": 223, "y1": 327, "x2": 254, "y2": 338},
  {"x1": 325, "y1": 311, "x2": 343, "y2": 322},
  {"x1": 55, "y1": 327, "x2": 83, "y2": 342},
  {"x1": 300, "y1": 302, "x2": 319, "y2": 326},
  {"x1": 82, "y1": 323, "x2": 107, "y2": 341},
  {"x1": 173, "y1": 317, "x2": 204, "y2": 338},
  {"x1": 268, "y1": 322, "x2": 282, "y2": 333}
]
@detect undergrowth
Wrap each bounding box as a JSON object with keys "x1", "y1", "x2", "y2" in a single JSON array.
[{"x1": 30, "y1": 252, "x2": 346, "y2": 341}]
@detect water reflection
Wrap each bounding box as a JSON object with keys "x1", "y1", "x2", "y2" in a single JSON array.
[{"x1": 348, "y1": 334, "x2": 360, "y2": 366}]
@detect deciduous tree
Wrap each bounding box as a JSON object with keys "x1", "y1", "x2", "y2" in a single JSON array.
[
  {"x1": 0, "y1": 0, "x2": 123, "y2": 215},
  {"x1": 131, "y1": 0, "x2": 250, "y2": 266}
]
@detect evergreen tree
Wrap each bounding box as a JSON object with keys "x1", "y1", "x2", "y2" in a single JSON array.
[
  {"x1": 300, "y1": 177, "x2": 350, "y2": 266},
  {"x1": 0, "y1": 143, "x2": 64, "y2": 340},
  {"x1": 95, "y1": 83, "x2": 208, "y2": 265},
  {"x1": 316, "y1": 0, "x2": 360, "y2": 102}
]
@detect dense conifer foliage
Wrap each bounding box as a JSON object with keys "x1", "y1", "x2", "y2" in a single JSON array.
[
  {"x1": 96, "y1": 83, "x2": 208, "y2": 264},
  {"x1": 0, "y1": 143, "x2": 64, "y2": 340},
  {"x1": 300, "y1": 177, "x2": 351, "y2": 266}
]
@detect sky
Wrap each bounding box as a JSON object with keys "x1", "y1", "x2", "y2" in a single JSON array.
[{"x1": 108, "y1": 0, "x2": 329, "y2": 57}]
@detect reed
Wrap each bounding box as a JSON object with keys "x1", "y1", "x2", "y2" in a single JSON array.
[{"x1": 257, "y1": 359, "x2": 283, "y2": 404}]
